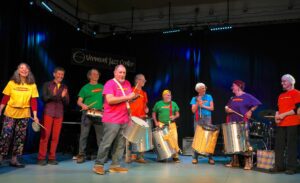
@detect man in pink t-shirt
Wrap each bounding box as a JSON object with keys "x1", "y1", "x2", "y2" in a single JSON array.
[{"x1": 93, "y1": 65, "x2": 136, "y2": 175}]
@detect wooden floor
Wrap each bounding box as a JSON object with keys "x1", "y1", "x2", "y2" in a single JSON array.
[{"x1": 0, "y1": 153, "x2": 299, "y2": 183}]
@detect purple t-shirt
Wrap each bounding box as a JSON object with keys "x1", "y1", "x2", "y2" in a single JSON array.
[
  {"x1": 227, "y1": 93, "x2": 261, "y2": 122},
  {"x1": 102, "y1": 79, "x2": 132, "y2": 124}
]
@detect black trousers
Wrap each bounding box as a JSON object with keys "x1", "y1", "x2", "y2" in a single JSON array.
[{"x1": 274, "y1": 125, "x2": 298, "y2": 170}]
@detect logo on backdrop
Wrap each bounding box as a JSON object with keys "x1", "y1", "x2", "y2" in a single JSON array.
[{"x1": 71, "y1": 48, "x2": 136, "y2": 72}]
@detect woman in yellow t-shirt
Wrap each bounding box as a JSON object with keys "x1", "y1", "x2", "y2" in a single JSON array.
[{"x1": 0, "y1": 63, "x2": 39, "y2": 168}]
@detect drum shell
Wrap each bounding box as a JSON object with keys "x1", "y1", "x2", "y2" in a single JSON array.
[
  {"x1": 152, "y1": 127, "x2": 176, "y2": 160},
  {"x1": 192, "y1": 125, "x2": 219, "y2": 156},
  {"x1": 131, "y1": 118, "x2": 154, "y2": 152},
  {"x1": 86, "y1": 109, "x2": 103, "y2": 118},
  {"x1": 123, "y1": 117, "x2": 149, "y2": 143},
  {"x1": 222, "y1": 122, "x2": 247, "y2": 154}
]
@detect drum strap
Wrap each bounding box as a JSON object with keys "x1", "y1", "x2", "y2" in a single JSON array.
[
  {"x1": 169, "y1": 101, "x2": 172, "y2": 124},
  {"x1": 113, "y1": 78, "x2": 131, "y2": 115}
]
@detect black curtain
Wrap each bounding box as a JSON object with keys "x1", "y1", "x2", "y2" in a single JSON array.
[{"x1": 1, "y1": 1, "x2": 299, "y2": 152}]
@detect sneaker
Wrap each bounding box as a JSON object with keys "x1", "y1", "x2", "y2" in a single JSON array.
[
  {"x1": 48, "y1": 160, "x2": 59, "y2": 165},
  {"x1": 93, "y1": 165, "x2": 105, "y2": 175},
  {"x1": 76, "y1": 154, "x2": 85, "y2": 164},
  {"x1": 135, "y1": 158, "x2": 147, "y2": 164},
  {"x1": 9, "y1": 161, "x2": 25, "y2": 168},
  {"x1": 109, "y1": 167, "x2": 128, "y2": 173},
  {"x1": 172, "y1": 158, "x2": 180, "y2": 163},
  {"x1": 285, "y1": 169, "x2": 296, "y2": 175},
  {"x1": 269, "y1": 167, "x2": 285, "y2": 173},
  {"x1": 37, "y1": 159, "x2": 47, "y2": 166},
  {"x1": 192, "y1": 159, "x2": 198, "y2": 164}
]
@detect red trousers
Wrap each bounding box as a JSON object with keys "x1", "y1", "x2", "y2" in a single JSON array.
[{"x1": 38, "y1": 114, "x2": 63, "y2": 160}]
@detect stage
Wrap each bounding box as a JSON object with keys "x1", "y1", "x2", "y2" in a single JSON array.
[{"x1": 0, "y1": 153, "x2": 299, "y2": 183}]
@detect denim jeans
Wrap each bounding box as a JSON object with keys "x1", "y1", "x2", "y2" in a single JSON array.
[
  {"x1": 78, "y1": 112, "x2": 103, "y2": 155},
  {"x1": 95, "y1": 122, "x2": 128, "y2": 167}
]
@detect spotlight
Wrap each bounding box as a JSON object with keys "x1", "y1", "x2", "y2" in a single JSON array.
[
  {"x1": 92, "y1": 25, "x2": 99, "y2": 36},
  {"x1": 76, "y1": 22, "x2": 82, "y2": 31},
  {"x1": 41, "y1": 1, "x2": 53, "y2": 13},
  {"x1": 209, "y1": 23, "x2": 232, "y2": 31},
  {"x1": 162, "y1": 28, "x2": 181, "y2": 34},
  {"x1": 29, "y1": 0, "x2": 34, "y2": 5}
]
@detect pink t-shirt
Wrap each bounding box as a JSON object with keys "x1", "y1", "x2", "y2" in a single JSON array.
[{"x1": 102, "y1": 79, "x2": 132, "y2": 124}]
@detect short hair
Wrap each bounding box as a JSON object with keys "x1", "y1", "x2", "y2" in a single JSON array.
[
  {"x1": 87, "y1": 68, "x2": 100, "y2": 80},
  {"x1": 282, "y1": 74, "x2": 296, "y2": 86},
  {"x1": 195, "y1": 82, "x2": 206, "y2": 91},
  {"x1": 54, "y1": 67, "x2": 65, "y2": 73}
]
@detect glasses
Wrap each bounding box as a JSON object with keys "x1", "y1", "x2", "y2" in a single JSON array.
[{"x1": 138, "y1": 79, "x2": 147, "y2": 82}]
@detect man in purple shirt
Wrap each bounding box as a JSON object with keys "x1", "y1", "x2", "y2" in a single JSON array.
[
  {"x1": 225, "y1": 80, "x2": 261, "y2": 170},
  {"x1": 37, "y1": 67, "x2": 69, "y2": 165}
]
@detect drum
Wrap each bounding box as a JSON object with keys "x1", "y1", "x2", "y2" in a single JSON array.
[
  {"x1": 123, "y1": 116, "x2": 149, "y2": 143},
  {"x1": 86, "y1": 109, "x2": 103, "y2": 118},
  {"x1": 222, "y1": 122, "x2": 247, "y2": 154},
  {"x1": 250, "y1": 121, "x2": 265, "y2": 137},
  {"x1": 131, "y1": 118, "x2": 154, "y2": 152},
  {"x1": 152, "y1": 126, "x2": 176, "y2": 160},
  {"x1": 192, "y1": 124, "x2": 219, "y2": 156}
]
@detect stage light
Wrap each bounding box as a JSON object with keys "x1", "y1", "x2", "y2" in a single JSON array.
[
  {"x1": 29, "y1": 0, "x2": 34, "y2": 5},
  {"x1": 162, "y1": 29, "x2": 181, "y2": 34},
  {"x1": 209, "y1": 23, "x2": 232, "y2": 32},
  {"x1": 41, "y1": 1, "x2": 53, "y2": 13},
  {"x1": 76, "y1": 22, "x2": 82, "y2": 31}
]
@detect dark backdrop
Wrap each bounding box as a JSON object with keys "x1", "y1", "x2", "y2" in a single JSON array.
[{"x1": 1, "y1": 1, "x2": 299, "y2": 153}]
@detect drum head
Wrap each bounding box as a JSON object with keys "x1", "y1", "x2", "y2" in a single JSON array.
[
  {"x1": 32, "y1": 122, "x2": 40, "y2": 132},
  {"x1": 131, "y1": 116, "x2": 149, "y2": 128}
]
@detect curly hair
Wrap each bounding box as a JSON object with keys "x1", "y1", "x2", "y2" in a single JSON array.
[{"x1": 10, "y1": 62, "x2": 36, "y2": 84}]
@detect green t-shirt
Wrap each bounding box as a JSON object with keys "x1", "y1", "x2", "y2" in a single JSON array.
[
  {"x1": 78, "y1": 83, "x2": 103, "y2": 110},
  {"x1": 152, "y1": 100, "x2": 179, "y2": 124}
]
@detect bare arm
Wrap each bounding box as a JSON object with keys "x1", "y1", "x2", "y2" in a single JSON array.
[
  {"x1": 152, "y1": 112, "x2": 159, "y2": 127},
  {"x1": 105, "y1": 93, "x2": 135, "y2": 105},
  {"x1": 77, "y1": 97, "x2": 89, "y2": 110}
]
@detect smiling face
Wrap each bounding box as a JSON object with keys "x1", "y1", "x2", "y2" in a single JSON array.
[
  {"x1": 114, "y1": 65, "x2": 126, "y2": 83},
  {"x1": 196, "y1": 86, "x2": 206, "y2": 96},
  {"x1": 53, "y1": 70, "x2": 65, "y2": 83},
  {"x1": 18, "y1": 63, "x2": 30, "y2": 78},
  {"x1": 88, "y1": 69, "x2": 100, "y2": 82},
  {"x1": 281, "y1": 78, "x2": 293, "y2": 91},
  {"x1": 162, "y1": 93, "x2": 171, "y2": 102}
]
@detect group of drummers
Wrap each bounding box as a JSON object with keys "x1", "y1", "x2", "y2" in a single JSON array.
[{"x1": 0, "y1": 63, "x2": 299, "y2": 175}]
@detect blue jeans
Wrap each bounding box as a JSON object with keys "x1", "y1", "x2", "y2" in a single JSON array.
[
  {"x1": 193, "y1": 116, "x2": 213, "y2": 160},
  {"x1": 95, "y1": 122, "x2": 127, "y2": 167}
]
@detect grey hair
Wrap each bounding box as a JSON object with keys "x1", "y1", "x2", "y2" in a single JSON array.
[
  {"x1": 282, "y1": 74, "x2": 296, "y2": 86},
  {"x1": 10, "y1": 62, "x2": 35, "y2": 84},
  {"x1": 195, "y1": 82, "x2": 206, "y2": 91}
]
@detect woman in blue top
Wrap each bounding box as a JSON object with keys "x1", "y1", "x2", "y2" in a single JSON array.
[{"x1": 190, "y1": 82, "x2": 215, "y2": 165}]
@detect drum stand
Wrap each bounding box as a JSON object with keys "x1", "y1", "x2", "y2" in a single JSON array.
[{"x1": 264, "y1": 121, "x2": 274, "y2": 150}]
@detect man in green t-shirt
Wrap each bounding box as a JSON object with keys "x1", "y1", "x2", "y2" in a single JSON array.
[
  {"x1": 152, "y1": 89, "x2": 180, "y2": 163},
  {"x1": 76, "y1": 69, "x2": 104, "y2": 163}
]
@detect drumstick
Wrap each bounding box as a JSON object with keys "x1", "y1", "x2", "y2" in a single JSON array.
[
  {"x1": 80, "y1": 101, "x2": 97, "y2": 111},
  {"x1": 30, "y1": 117, "x2": 46, "y2": 130},
  {"x1": 225, "y1": 106, "x2": 244, "y2": 118},
  {"x1": 133, "y1": 82, "x2": 140, "y2": 93}
]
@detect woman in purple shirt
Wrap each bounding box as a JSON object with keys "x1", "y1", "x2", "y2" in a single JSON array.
[{"x1": 225, "y1": 80, "x2": 261, "y2": 170}]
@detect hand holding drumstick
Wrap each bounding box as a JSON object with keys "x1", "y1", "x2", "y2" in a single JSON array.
[
  {"x1": 30, "y1": 117, "x2": 46, "y2": 130},
  {"x1": 80, "y1": 101, "x2": 97, "y2": 111}
]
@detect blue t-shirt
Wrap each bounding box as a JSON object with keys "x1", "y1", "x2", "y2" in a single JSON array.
[{"x1": 190, "y1": 94, "x2": 213, "y2": 119}]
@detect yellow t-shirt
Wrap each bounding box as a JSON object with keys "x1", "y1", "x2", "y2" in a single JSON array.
[{"x1": 3, "y1": 80, "x2": 39, "y2": 118}]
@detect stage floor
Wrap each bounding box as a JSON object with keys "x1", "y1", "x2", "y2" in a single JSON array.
[{"x1": 0, "y1": 153, "x2": 299, "y2": 183}]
